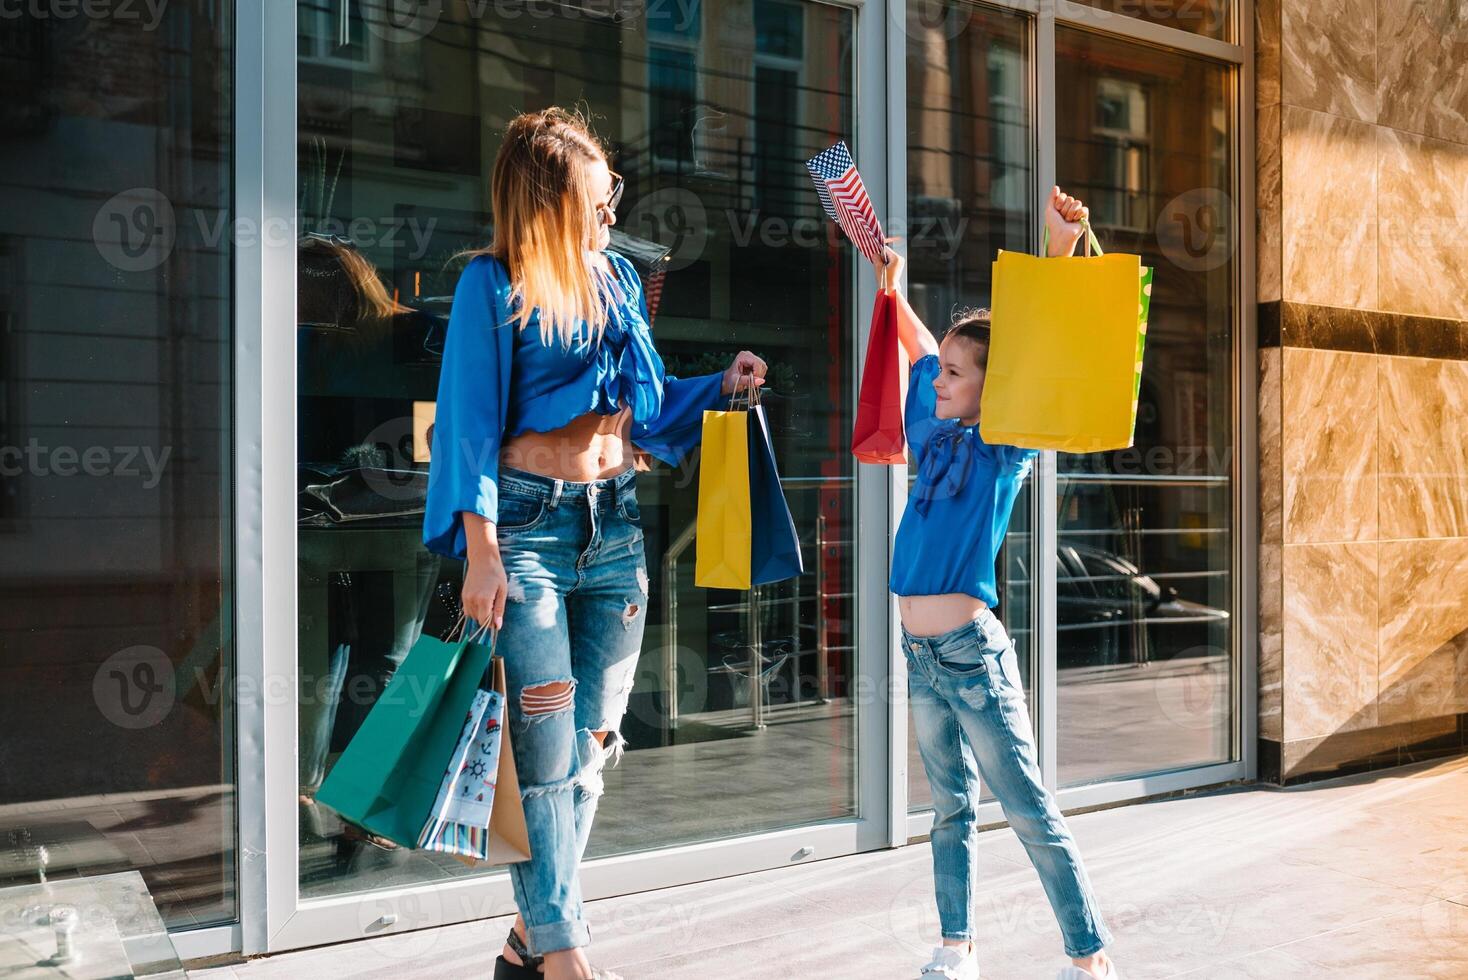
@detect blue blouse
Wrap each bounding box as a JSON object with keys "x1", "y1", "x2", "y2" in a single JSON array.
[
  {"x1": 891, "y1": 354, "x2": 1040, "y2": 608},
  {"x1": 423, "y1": 249, "x2": 725, "y2": 560}
]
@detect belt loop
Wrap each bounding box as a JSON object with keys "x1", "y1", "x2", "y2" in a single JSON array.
[
  {"x1": 549, "y1": 479, "x2": 563, "y2": 510},
  {"x1": 610, "y1": 475, "x2": 620, "y2": 511}
]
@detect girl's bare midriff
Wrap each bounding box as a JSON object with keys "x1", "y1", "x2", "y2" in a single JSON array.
[
  {"x1": 899, "y1": 593, "x2": 990, "y2": 638},
  {"x1": 499, "y1": 406, "x2": 649, "y2": 482}
]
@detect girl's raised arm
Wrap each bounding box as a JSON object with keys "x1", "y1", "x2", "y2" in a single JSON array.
[{"x1": 870, "y1": 240, "x2": 939, "y2": 363}]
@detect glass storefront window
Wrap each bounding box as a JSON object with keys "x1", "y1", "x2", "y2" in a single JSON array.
[
  {"x1": 294, "y1": 0, "x2": 858, "y2": 898},
  {"x1": 0, "y1": 2, "x2": 236, "y2": 928},
  {"x1": 904, "y1": 2, "x2": 1033, "y2": 812},
  {"x1": 1055, "y1": 27, "x2": 1235, "y2": 787}
]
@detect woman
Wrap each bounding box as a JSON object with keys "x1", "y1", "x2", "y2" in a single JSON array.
[
  {"x1": 423, "y1": 107, "x2": 767, "y2": 980},
  {"x1": 879, "y1": 187, "x2": 1121, "y2": 980}
]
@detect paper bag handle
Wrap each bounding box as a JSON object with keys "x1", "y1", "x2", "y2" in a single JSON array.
[
  {"x1": 1041, "y1": 217, "x2": 1103, "y2": 258},
  {"x1": 447, "y1": 607, "x2": 498, "y2": 648}
]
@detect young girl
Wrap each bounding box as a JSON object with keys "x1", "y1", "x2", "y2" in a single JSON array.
[{"x1": 878, "y1": 187, "x2": 1120, "y2": 980}]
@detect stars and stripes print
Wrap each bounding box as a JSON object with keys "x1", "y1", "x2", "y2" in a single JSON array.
[
  {"x1": 805, "y1": 140, "x2": 885, "y2": 265},
  {"x1": 644, "y1": 268, "x2": 667, "y2": 326}
]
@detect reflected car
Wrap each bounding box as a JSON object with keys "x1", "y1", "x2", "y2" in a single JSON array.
[{"x1": 1015, "y1": 543, "x2": 1229, "y2": 667}]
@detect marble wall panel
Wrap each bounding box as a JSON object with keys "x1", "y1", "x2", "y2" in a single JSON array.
[
  {"x1": 1379, "y1": 356, "x2": 1468, "y2": 539},
  {"x1": 1281, "y1": 0, "x2": 1376, "y2": 123},
  {"x1": 1281, "y1": 107, "x2": 1378, "y2": 309},
  {"x1": 1281, "y1": 541, "x2": 1379, "y2": 740},
  {"x1": 1377, "y1": 128, "x2": 1468, "y2": 321},
  {"x1": 1377, "y1": 538, "x2": 1468, "y2": 726},
  {"x1": 1377, "y1": 0, "x2": 1468, "y2": 145},
  {"x1": 1258, "y1": 105, "x2": 1283, "y2": 304},
  {"x1": 1281, "y1": 347, "x2": 1378, "y2": 543},
  {"x1": 1259, "y1": 348, "x2": 1284, "y2": 741},
  {"x1": 1257, "y1": 0, "x2": 1280, "y2": 108}
]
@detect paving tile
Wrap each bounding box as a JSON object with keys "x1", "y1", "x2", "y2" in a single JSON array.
[{"x1": 180, "y1": 752, "x2": 1468, "y2": 979}]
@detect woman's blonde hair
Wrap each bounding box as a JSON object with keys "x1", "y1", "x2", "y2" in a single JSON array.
[{"x1": 458, "y1": 106, "x2": 628, "y2": 349}]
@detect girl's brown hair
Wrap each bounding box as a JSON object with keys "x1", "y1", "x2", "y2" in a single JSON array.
[
  {"x1": 944, "y1": 306, "x2": 991, "y2": 369},
  {"x1": 458, "y1": 106, "x2": 628, "y2": 348}
]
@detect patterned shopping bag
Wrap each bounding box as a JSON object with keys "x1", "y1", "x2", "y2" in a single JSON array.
[{"x1": 417, "y1": 686, "x2": 506, "y2": 859}]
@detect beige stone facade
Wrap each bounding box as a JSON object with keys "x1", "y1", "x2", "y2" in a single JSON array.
[{"x1": 1256, "y1": 0, "x2": 1468, "y2": 782}]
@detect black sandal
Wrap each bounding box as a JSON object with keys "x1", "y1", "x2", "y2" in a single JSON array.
[{"x1": 492, "y1": 925, "x2": 543, "y2": 978}]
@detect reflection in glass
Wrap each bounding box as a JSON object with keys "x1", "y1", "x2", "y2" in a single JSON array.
[
  {"x1": 1055, "y1": 28, "x2": 1234, "y2": 787},
  {"x1": 296, "y1": 0, "x2": 858, "y2": 897},
  {"x1": 1065, "y1": 0, "x2": 1232, "y2": 42},
  {"x1": 0, "y1": 2, "x2": 236, "y2": 927},
  {"x1": 904, "y1": 3, "x2": 1033, "y2": 811}
]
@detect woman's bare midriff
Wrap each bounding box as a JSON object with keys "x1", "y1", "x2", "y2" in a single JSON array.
[
  {"x1": 898, "y1": 593, "x2": 991, "y2": 638},
  {"x1": 499, "y1": 406, "x2": 651, "y2": 482},
  {"x1": 493, "y1": 250, "x2": 656, "y2": 484}
]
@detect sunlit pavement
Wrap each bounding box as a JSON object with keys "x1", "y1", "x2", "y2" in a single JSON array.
[{"x1": 190, "y1": 752, "x2": 1468, "y2": 979}]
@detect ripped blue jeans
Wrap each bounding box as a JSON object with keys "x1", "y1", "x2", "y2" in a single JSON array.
[
  {"x1": 903, "y1": 607, "x2": 1116, "y2": 959},
  {"x1": 464, "y1": 464, "x2": 648, "y2": 956}
]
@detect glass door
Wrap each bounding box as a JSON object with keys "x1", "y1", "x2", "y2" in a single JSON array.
[
  {"x1": 1053, "y1": 28, "x2": 1237, "y2": 788},
  {"x1": 258, "y1": 0, "x2": 887, "y2": 953},
  {"x1": 902, "y1": 0, "x2": 1035, "y2": 812},
  {"x1": 901, "y1": 1, "x2": 1246, "y2": 830}
]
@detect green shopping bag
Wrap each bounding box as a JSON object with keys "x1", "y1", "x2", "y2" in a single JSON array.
[{"x1": 315, "y1": 618, "x2": 529, "y2": 860}]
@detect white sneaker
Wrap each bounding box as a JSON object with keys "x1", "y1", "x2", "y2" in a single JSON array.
[
  {"x1": 918, "y1": 943, "x2": 979, "y2": 980},
  {"x1": 1055, "y1": 961, "x2": 1119, "y2": 980}
]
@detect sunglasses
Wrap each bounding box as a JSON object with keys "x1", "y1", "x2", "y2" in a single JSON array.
[{"x1": 597, "y1": 170, "x2": 624, "y2": 226}]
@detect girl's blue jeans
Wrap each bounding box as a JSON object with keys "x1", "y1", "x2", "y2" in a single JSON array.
[
  {"x1": 902, "y1": 606, "x2": 1117, "y2": 959},
  {"x1": 465, "y1": 464, "x2": 648, "y2": 956}
]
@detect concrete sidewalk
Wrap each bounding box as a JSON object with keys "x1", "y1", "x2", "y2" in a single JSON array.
[{"x1": 191, "y1": 753, "x2": 1468, "y2": 979}]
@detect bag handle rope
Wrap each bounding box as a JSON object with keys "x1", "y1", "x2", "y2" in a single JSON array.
[
  {"x1": 1041, "y1": 217, "x2": 1103, "y2": 258},
  {"x1": 726, "y1": 366, "x2": 760, "y2": 412}
]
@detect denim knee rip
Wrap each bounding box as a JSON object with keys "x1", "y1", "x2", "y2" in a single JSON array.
[{"x1": 521, "y1": 677, "x2": 576, "y2": 717}]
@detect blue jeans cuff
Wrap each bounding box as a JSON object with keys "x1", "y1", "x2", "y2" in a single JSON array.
[
  {"x1": 527, "y1": 916, "x2": 592, "y2": 956},
  {"x1": 1065, "y1": 930, "x2": 1114, "y2": 959}
]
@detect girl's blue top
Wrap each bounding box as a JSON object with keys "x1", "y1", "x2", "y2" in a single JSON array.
[
  {"x1": 423, "y1": 248, "x2": 725, "y2": 560},
  {"x1": 891, "y1": 354, "x2": 1040, "y2": 608}
]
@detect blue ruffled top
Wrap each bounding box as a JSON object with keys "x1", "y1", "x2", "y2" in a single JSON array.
[
  {"x1": 423, "y1": 248, "x2": 725, "y2": 560},
  {"x1": 891, "y1": 354, "x2": 1040, "y2": 608}
]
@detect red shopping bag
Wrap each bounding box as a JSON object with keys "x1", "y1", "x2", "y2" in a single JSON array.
[{"x1": 851, "y1": 288, "x2": 911, "y2": 464}]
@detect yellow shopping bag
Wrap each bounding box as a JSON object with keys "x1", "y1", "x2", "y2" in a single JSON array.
[
  {"x1": 980, "y1": 221, "x2": 1152, "y2": 453},
  {"x1": 694, "y1": 379, "x2": 753, "y2": 589}
]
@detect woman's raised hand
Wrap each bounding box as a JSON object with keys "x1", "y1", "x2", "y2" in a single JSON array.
[{"x1": 721, "y1": 350, "x2": 768, "y2": 395}]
